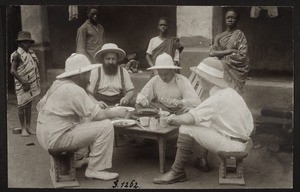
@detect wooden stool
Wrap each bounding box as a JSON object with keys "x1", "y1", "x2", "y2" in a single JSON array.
[
  {"x1": 48, "y1": 147, "x2": 79, "y2": 188},
  {"x1": 217, "y1": 151, "x2": 248, "y2": 185}
]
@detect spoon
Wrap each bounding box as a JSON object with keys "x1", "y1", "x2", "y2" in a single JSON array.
[{"x1": 136, "y1": 121, "x2": 147, "y2": 131}]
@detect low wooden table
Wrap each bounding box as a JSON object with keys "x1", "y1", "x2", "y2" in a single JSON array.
[{"x1": 114, "y1": 124, "x2": 179, "y2": 173}]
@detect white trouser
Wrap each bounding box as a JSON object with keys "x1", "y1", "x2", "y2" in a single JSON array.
[
  {"x1": 179, "y1": 125, "x2": 248, "y2": 153},
  {"x1": 52, "y1": 120, "x2": 114, "y2": 171}
]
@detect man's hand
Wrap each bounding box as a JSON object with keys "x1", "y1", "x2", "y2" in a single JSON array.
[
  {"x1": 98, "y1": 101, "x2": 108, "y2": 109},
  {"x1": 22, "y1": 82, "x2": 30, "y2": 92},
  {"x1": 167, "y1": 114, "x2": 180, "y2": 125},
  {"x1": 160, "y1": 98, "x2": 183, "y2": 109},
  {"x1": 120, "y1": 96, "x2": 130, "y2": 106},
  {"x1": 170, "y1": 99, "x2": 183, "y2": 108},
  {"x1": 140, "y1": 98, "x2": 149, "y2": 107}
]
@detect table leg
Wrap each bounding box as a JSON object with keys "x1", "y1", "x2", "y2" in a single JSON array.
[{"x1": 158, "y1": 136, "x2": 166, "y2": 173}]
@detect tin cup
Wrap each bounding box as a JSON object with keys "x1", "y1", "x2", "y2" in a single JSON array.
[
  {"x1": 159, "y1": 115, "x2": 168, "y2": 128},
  {"x1": 159, "y1": 111, "x2": 170, "y2": 128},
  {"x1": 149, "y1": 117, "x2": 158, "y2": 130},
  {"x1": 139, "y1": 117, "x2": 150, "y2": 127}
]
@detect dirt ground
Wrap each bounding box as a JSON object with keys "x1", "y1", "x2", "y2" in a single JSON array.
[{"x1": 6, "y1": 93, "x2": 293, "y2": 189}]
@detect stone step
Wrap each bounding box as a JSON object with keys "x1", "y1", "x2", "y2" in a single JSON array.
[{"x1": 243, "y1": 77, "x2": 293, "y2": 111}]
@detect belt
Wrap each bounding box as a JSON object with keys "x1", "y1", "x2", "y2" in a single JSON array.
[{"x1": 229, "y1": 137, "x2": 248, "y2": 143}]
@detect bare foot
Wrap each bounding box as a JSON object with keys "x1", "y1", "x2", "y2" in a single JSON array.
[
  {"x1": 21, "y1": 129, "x2": 30, "y2": 137},
  {"x1": 26, "y1": 128, "x2": 36, "y2": 135}
]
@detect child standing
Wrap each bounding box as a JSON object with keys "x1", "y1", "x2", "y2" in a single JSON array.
[{"x1": 10, "y1": 31, "x2": 41, "y2": 137}]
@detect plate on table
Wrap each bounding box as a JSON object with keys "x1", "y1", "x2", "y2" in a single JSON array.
[
  {"x1": 108, "y1": 106, "x2": 135, "y2": 112},
  {"x1": 112, "y1": 119, "x2": 136, "y2": 128}
]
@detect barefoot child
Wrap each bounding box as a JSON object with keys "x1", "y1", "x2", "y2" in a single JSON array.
[{"x1": 10, "y1": 31, "x2": 41, "y2": 137}]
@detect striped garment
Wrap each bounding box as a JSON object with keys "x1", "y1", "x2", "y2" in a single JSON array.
[
  {"x1": 211, "y1": 29, "x2": 249, "y2": 93},
  {"x1": 10, "y1": 47, "x2": 41, "y2": 107}
]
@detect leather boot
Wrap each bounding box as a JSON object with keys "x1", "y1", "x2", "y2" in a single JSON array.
[{"x1": 153, "y1": 169, "x2": 187, "y2": 184}]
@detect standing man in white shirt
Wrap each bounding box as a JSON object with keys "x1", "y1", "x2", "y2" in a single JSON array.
[
  {"x1": 153, "y1": 57, "x2": 254, "y2": 184},
  {"x1": 146, "y1": 17, "x2": 183, "y2": 69}
]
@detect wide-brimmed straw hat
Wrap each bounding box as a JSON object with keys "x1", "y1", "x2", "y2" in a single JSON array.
[
  {"x1": 194, "y1": 57, "x2": 228, "y2": 88},
  {"x1": 147, "y1": 53, "x2": 182, "y2": 70},
  {"x1": 94, "y1": 43, "x2": 126, "y2": 62},
  {"x1": 56, "y1": 53, "x2": 101, "y2": 79},
  {"x1": 15, "y1": 31, "x2": 35, "y2": 44}
]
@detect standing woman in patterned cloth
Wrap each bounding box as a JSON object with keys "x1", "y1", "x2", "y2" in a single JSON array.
[
  {"x1": 209, "y1": 9, "x2": 249, "y2": 94},
  {"x1": 10, "y1": 31, "x2": 41, "y2": 137}
]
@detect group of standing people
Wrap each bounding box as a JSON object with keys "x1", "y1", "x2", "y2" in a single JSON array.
[{"x1": 10, "y1": 7, "x2": 253, "y2": 184}]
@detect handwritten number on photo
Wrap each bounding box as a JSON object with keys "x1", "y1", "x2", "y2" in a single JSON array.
[{"x1": 112, "y1": 179, "x2": 139, "y2": 189}]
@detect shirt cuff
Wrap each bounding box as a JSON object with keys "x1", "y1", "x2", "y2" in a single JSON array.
[
  {"x1": 89, "y1": 104, "x2": 101, "y2": 121},
  {"x1": 136, "y1": 93, "x2": 147, "y2": 104},
  {"x1": 188, "y1": 108, "x2": 200, "y2": 125},
  {"x1": 181, "y1": 99, "x2": 188, "y2": 107}
]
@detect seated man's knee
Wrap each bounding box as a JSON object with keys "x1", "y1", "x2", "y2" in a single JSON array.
[
  {"x1": 179, "y1": 125, "x2": 192, "y2": 136},
  {"x1": 95, "y1": 120, "x2": 114, "y2": 134}
]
